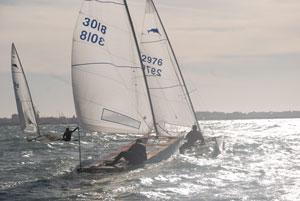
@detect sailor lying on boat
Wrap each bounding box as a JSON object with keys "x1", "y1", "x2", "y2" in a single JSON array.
[
  {"x1": 179, "y1": 125, "x2": 204, "y2": 153},
  {"x1": 105, "y1": 139, "x2": 147, "y2": 166},
  {"x1": 62, "y1": 127, "x2": 79, "y2": 141}
]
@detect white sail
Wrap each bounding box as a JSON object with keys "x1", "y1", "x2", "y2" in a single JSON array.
[
  {"x1": 11, "y1": 43, "x2": 40, "y2": 137},
  {"x1": 72, "y1": 0, "x2": 152, "y2": 134},
  {"x1": 139, "y1": 0, "x2": 196, "y2": 135}
]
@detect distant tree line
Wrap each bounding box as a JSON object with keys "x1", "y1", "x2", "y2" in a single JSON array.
[
  {"x1": 196, "y1": 111, "x2": 300, "y2": 120},
  {"x1": 0, "y1": 114, "x2": 77, "y2": 126}
]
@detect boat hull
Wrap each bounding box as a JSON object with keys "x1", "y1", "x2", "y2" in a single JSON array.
[
  {"x1": 27, "y1": 132, "x2": 63, "y2": 142},
  {"x1": 77, "y1": 136, "x2": 184, "y2": 174}
]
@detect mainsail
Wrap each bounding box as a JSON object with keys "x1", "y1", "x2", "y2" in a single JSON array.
[
  {"x1": 139, "y1": 0, "x2": 197, "y2": 135},
  {"x1": 72, "y1": 0, "x2": 153, "y2": 134},
  {"x1": 11, "y1": 43, "x2": 40, "y2": 138}
]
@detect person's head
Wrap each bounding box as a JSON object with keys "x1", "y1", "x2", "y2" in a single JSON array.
[
  {"x1": 66, "y1": 127, "x2": 70, "y2": 131},
  {"x1": 192, "y1": 125, "x2": 197, "y2": 131}
]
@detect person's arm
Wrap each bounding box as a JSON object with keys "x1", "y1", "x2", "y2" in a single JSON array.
[
  {"x1": 72, "y1": 127, "x2": 79, "y2": 132},
  {"x1": 128, "y1": 143, "x2": 136, "y2": 152},
  {"x1": 185, "y1": 131, "x2": 191, "y2": 140}
]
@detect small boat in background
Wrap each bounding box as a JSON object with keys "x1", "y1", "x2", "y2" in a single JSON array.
[{"x1": 11, "y1": 43, "x2": 61, "y2": 142}]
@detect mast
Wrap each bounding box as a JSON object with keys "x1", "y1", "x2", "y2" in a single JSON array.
[
  {"x1": 12, "y1": 43, "x2": 41, "y2": 136},
  {"x1": 123, "y1": 0, "x2": 159, "y2": 136},
  {"x1": 149, "y1": 0, "x2": 201, "y2": 132}
]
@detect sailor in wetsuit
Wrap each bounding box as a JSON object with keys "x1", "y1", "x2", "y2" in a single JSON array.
[
  {"x1": 106, "y1": 139, "x2": 147, "y2": 166},
  {"x1": 179, "y1": 125, "x2": 204, "y2": 153},
  {"x1": 62, "y1": 127, "x2": 79, "y2": 141}
]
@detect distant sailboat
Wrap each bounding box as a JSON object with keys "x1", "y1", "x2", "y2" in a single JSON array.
[
  {"x1": 11, "y1": 43, "x2": 61, "y2": 142},
  {"x1": 11, "y1": 43, "x2": 41, "y2": 140},
  {"x1": 71, "y1": 0, "x2": 209, "y2": 172}
]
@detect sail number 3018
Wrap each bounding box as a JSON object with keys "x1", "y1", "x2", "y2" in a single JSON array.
[
  {"x1": 141, "y1": 54, "x2": 163, "y2": 77},
  {"x1": 80, "y1": 17, "x2": 107, "y2": 46}
]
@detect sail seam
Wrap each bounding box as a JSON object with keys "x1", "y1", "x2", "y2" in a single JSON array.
[
  {"x1": 72, "y1": 62, "x2": 140, "y2": 69},
  {"x1": 149, "y1": 84, "x2": 182, "y2": 90},
  {"x1": 93, "y1": 0, "x2": 124, "y2": 6},
  {"x1": 141, "y1": 39, "x2": 167, "y2": 44},
  {"x1": 12, "y1": 72, "x2": 25, "y2": 74}
]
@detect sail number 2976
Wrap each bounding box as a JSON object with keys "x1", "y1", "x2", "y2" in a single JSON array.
[
  {"x1": 79, "y1": 17, "x2": 107, "y2": 46},
  {"x1": 141, "y1": 54, "x2": 163, "y2": 77}
]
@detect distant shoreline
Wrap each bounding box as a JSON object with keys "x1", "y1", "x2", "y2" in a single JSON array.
[
  {"x1": 1, "y1": 111, "x2": 300, "y2": 126},
  {"x1": 196, "y1": 111, "x2": 300, "y2": 120},
  {"x1": 0, "y1": 115, "x2": 77, "y2": 126}
]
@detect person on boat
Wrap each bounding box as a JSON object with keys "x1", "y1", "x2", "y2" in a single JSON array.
[
  {"x1": 105, "y1": 139, "x2": 147, "y2": 166},
  {"x1": 62, "y1": 127, "x2": 79, "y2": 141},
  {"x1": 179, "y1": 125, "x2": 204, "y2": 153}
]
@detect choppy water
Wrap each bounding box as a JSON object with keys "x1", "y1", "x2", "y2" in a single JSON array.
[{"x1": 0, "y1": 119, "x2": 299, "y2": 201}]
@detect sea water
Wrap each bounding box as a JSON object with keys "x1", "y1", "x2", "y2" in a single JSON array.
[{"x1": 0, "y1": 119, "x2": 299, "y2": 201}]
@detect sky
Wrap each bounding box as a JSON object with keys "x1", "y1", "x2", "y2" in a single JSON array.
[{"x1": 1, "y1": 0, "x2": 300, "y2": 118}]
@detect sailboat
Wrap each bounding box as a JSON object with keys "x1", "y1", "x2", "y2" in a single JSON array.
[
  {"x1": 11, "y1": 43, "x2": 62, "y2": 142},
  {"x1": 72, "y1": 0, "x2": 213, "y2": 173}
]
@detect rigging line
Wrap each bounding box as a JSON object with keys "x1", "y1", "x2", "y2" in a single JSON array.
[
  {"x1": 157, "y1": 123, "x2": 169, "y2": 134},
  {"x1": 185, "y1": 83, "x2": 213, "y2": 133},
  {"x1": 149, "y1": 84, "x2": 182, "y2": 90},
  {"x1": 164, "y1": 40, "x2": 192, "y2": 113},
  {"x1": 136, "y1": 110, "x2": 153, "y2": 132},
  {"x1": 140, "y1": 38, "x2": 167, "y2": 44},
  {"x1": 94, "y1": 0, "x2": 124, "y2": 6},
  {"x1": 124, "y1": 0, "x2": 159, "y2": 136},
  {"x1": 139, "y1": 0, "x2": 147, "y2": 42},
  {"x1": 150, "y1": 0, "x2": 200, "y2": 132},
  {"x1": 72, "y1": 62, "x2": 140, "y2": 69},
  {"x1": 143, "y1": 2, "x2": 187, "y2": 122},
  {"x1": 146, "y1": 2, "x2": 187, "y2": 120},
  {"x1": 132, "y1": 27, "x2": 153, "y2": 133}
]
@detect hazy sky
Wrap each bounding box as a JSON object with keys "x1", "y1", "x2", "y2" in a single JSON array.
[{"x1": 1, "y1": 0, "x2": 300, "y2": 118}]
